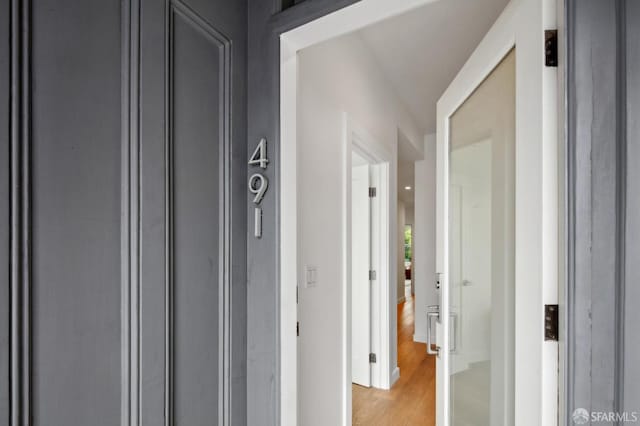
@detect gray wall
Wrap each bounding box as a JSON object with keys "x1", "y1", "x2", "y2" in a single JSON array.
[{"x1": 567, "y1": 0, "x2": 640, "y2": 422}]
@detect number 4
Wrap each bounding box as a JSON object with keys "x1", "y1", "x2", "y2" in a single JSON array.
[{"x1": 249, "y1": 138, "x2": 268, "y2": 169}]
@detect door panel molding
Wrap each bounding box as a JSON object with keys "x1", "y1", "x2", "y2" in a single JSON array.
[
  {"x1": 3, "y1": 0, "x2": 246, "y2": 424},
  {"x1": 165, "y1": 1, "x2": 233, "y2": 424},
  {"x1": 1, "y1": 0, "x2": 10, "y2": 421},
  {"x1": 11, "y1": 0, "x2": 124, "y2": 423},
  {"x1": 9, "y1": 0, "x2": 32, "y2": 423},
  {"x1": 121, "y1": 0, "x2": 141, "y2": 424}
]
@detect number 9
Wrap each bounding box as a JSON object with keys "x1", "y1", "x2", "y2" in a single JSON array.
[{"x1": 249, "y1": 173, "x2": 268, "y2": 204}]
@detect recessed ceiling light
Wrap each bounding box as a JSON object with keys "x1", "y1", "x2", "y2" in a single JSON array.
[{"x1": 404, "y1": 186, "x2": 412, "y2": 190}]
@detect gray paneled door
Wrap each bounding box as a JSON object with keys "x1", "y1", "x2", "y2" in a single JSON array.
[{"x1": 1, "y1": 0, "x2": 246, "y2": 424}]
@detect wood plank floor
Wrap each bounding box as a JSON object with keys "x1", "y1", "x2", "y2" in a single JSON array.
[{"x1": 352, "y1": 288, "x2": 436, "y2": 426}]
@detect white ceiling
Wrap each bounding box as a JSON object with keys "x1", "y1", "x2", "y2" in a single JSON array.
[{"x1": 357, "y1": 0, "x2": 510, "y2": 135}]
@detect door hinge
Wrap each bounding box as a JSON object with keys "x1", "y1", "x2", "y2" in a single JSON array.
[
  {"x1": 368, "y1": 187, "x2": 377, "y2": 197},
  {"x1": 369, "y1": 270, "x2": 377, "y2": 281},
  {"x1": 369, "y1": 353, "x2": 377, "y2": 363},
  {"x1": 544, "y1": 30, "x2": 558, "y2": 67},
  {"x1": 544, "y1": 304, "x2": 558, "y2": 341},
  {"x1": 297, "y1": 321, "x2": 299, "y2": 337}
]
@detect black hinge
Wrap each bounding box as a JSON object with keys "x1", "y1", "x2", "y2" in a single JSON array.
[
  {"x1": 544, "y1": 304, "x2": 558, "y2": 341},
  {"x1": 297, "y1": 321, "x2": 299, "y2": 337},
  {"x1": 368, "y1": 187, "x2": 377, "y2": 197},
  {"x1": 369, "y1": 270, "x2": 377, "y2": 281},
  {"x1": 369, "y1": 353, "x2": 377, "y2": 363},
  {"x1": 545, "y1": 30, "x2": 558, "y2": 67}
]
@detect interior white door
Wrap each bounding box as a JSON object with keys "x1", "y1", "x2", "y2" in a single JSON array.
[
  {"x1": 351, "y1": 163, "x2": 371, "y2": 387},
  {"x1": 435, "y1": 0, "x2": 558, "y2": 425}
]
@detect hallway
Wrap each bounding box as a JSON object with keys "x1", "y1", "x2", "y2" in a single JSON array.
[{"x1": 352, "y1": 285, "x2": 436, "y2": 426}]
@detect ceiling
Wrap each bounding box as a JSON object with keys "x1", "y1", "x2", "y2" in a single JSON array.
[
  {"x1": 354, "y1": 0, "x2": 509, "y2": 212},
  {"x1": 357, "y1": 0, "x2": 510, "y2": 135}
]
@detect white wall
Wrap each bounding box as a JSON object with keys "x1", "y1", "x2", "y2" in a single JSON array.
[
  {"x1": 413, "y1": 133, "x2": 438, "y2": 343},
  {"x1": 405, "y1": 204, "x2": 414, "y2": 225},
  {"x1": 397, "y1": 201, "x2": 407, "y2": 303},
  {"x1": 297, "y1": 33, "x2": 422, "y2": 426}
]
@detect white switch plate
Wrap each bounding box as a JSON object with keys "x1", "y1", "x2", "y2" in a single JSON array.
[{"x1": 305, "y1": 266, "x2": 317, "y2": 287}]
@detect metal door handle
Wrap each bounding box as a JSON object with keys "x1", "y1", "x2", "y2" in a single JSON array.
[
  {"x1": 426, "y1": 307, "x2": 458, "y2": 355},
  {"x1": 426, "y1": 311, "x2": 440, "y2": 355}
]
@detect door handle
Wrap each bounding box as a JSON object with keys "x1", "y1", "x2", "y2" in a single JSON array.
[
  {"x1": 426, "y1": 306, "x2": 440, "y2": 356},
  {"x1": 426, "y1": 307, "x2": 458, "y2": 355}
]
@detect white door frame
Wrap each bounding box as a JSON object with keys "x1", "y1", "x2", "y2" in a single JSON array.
[
  {"x1": 435, "y1": 0, "x2": 558, "y2": 425},
  {"x1": 280, "y1": 3, "x2": 437, "y2": 425}
]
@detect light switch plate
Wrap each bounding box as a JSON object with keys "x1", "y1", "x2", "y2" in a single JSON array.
[{"x1": 305, "y1": 266, "x2": 317, "y2": 287}]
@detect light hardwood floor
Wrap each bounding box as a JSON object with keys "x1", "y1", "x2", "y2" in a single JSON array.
[{"x1": 352, "y1": 286, "x2": 436, "y2": 426}]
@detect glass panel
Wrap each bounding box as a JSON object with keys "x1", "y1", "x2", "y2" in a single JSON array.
[{"x1": 448, "y1": 49, "x2": 515, "y2": 426}]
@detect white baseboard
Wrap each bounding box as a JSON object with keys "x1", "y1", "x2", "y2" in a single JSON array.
[
  {"x1": 413, "y1": 333, "x2": 427, "y2": 343},
  {"x1": 391, "y1": 366, "x2": 400, "y2": 387},
  {"x1": 397, "y1": 296, "x2": 406, "y2": 304}
]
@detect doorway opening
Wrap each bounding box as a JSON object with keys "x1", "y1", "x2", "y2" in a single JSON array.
[
  {"x1": 280, "y1": 0, "x2": 560, "y2": 425},
  {"x1": 349, "y1": 139, "x2": 390, "y2": 393},
  {"x1": 404, "y1": 224, "x2": 413, "y2": 300}
]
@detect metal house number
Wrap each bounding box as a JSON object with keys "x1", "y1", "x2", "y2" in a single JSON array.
[{"x1": 249, "y1": 138, "x2": 269, "y2": 238}]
